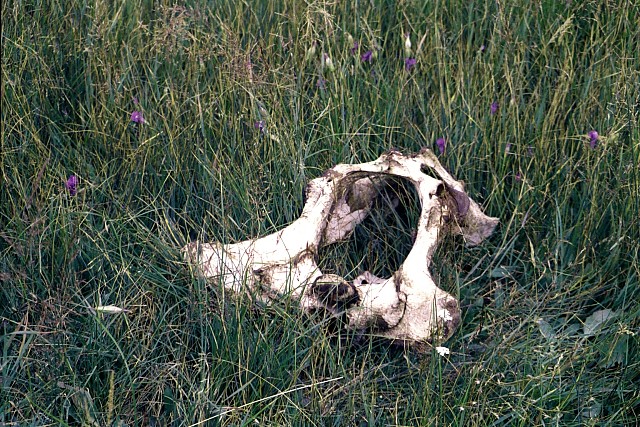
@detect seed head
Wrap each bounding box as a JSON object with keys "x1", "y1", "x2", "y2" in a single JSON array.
[{"x1": 404, "y1": 33, "x2": 412, "y2": 56}]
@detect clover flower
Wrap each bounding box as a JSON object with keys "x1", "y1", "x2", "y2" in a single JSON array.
[
  {"x1": 588, "y1": 130, "x2": 599, "y2": 149},
  {"x1": 436, "y1": 137, "x2": 446, "y2": 154},
  {"x1": 65, "y1": 174, "x2": 78, "y2": 196},
  {"x1": 130, "y1": 111, "x2": 144, "y2": 124},
  {"x1": 490, "y1": 101, "x2": 499, "y2": 115},
  {"x1": 350, "y1": 41, "x2": 359, "y2": 55},
  {"x1": 405, "y1": 57, "x2": 417, "y2": 71}
]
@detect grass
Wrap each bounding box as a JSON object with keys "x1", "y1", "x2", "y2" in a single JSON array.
[{"x1": 1, "y1": 0, "x2": 639, "y2": 425}]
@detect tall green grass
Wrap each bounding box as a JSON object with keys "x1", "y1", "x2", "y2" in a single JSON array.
[{"x1": 2, "y1": 0, "x2": 639, "y2": 425}]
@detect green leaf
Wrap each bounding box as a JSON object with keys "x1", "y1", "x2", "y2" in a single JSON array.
[
  {"x1": 603, "y1": 334, "x2": 629, "y2": 368},
  {"x1": 581, "y1": 399, "x2": 602, "y2": 418},
  {"x1": 536, "y1": 318, "x2": 556, "y2": 341},
  {"x1": 583, "y1": 309, "x2": 618, "y2": 337},
  {"x1": 489, "y1": 266, "x2": 514, "y2": 278}
]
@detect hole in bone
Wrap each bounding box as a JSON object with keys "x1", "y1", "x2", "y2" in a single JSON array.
[
  {"x1": 420, "y1": 163, "x2": 434, "y2": 176},
  {"x1": 317, "y1": 176, "x2": 419, "y2": 281}
]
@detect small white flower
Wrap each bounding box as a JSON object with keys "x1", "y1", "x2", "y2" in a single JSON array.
[{"x1": 435, "y1": 346, "x2": 450, "y2": 356}]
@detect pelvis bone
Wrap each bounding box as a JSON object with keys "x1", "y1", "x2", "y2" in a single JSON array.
[{"x1": 184, "y1": 149, "x2": 498, "y2": 346}]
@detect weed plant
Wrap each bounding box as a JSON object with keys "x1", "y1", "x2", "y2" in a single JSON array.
[{"x1": 1, "y1": 0, "x2": 639, "y2": 425}]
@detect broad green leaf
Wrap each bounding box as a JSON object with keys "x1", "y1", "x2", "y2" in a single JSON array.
[
  {"x1": 581, "y1": 399, "x2": 602, "y2": 418},
  {"x1": 583, "y1": 309, "x2": 618, "y2": 337},
  {"x1": 536, "y1": 318, "x2": 556, "y2": 340},
  {"x1": 489, "y1": 266, "x2": 514, "y2": 278},
  {"x1": 603, "y1": 334, "x2": 629, "y2": 368}
]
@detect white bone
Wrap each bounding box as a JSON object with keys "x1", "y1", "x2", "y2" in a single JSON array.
[{"x1": 184, "y1": 149, "x2": 498, "y2": 347}]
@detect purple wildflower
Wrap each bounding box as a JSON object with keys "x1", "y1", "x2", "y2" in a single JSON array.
[
  {"x1": 515, "y1": 172, "x2": 522, "y2": 182},
  {"x1": 65, "y1": 174, "x2": 78, "y2": 196},
  {"x1": 405, "y1": 57, "x2": 417, "y2": 71},
  {"x1": 254, "y1": 121, "x2": 265, "y2": 132},
  {"x1": 588, "y1": 130, "x2": 599, "y2": 149},
  {"x1": 361, "y1": 50, "x2": 373, "y2": 62},
  {"x1": 133, "y1": 97, "x2": 139, "y2": 105},
  {"x1": 479, "y1": 44, "x2": 486, "y2": 53},
  {"x1": 436, "y1": 137, "x2": 446, "y2": 154},
  {"x1": 350, "y1": 41, "x2": 359, "y2": 55},
  {"x1": 490, "y1": 101, "x2": 499, "y2": 115},
  {"x1": 130, "y1": 111, "x2": 144, "y2": 124}
]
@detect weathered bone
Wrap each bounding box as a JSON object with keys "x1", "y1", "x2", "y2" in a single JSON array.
[{"x1": 184, "y1": 149, "x2": 498, "y2": 347}]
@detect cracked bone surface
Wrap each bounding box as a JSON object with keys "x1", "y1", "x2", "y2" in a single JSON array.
[{"x1": 184, "y1": 149, "x2": 499, "y2": 347}]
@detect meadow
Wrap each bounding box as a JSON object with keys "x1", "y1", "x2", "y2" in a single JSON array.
[{"x1": 1, "y1": 0, "x2": 639, "y2": 425}]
